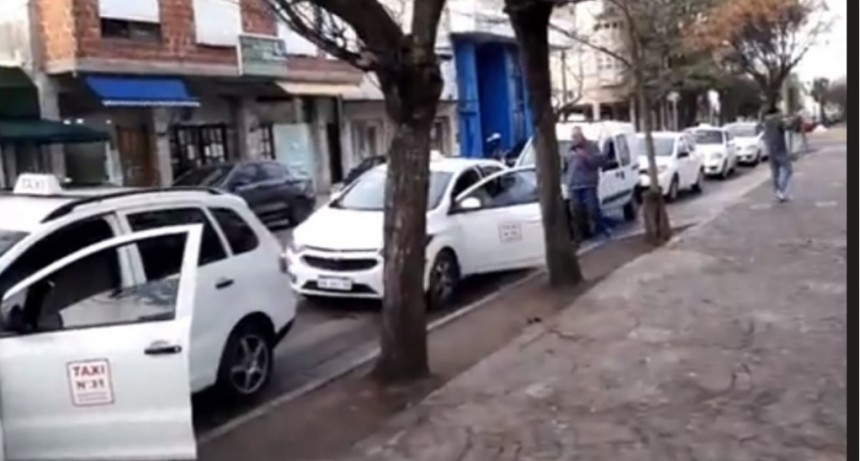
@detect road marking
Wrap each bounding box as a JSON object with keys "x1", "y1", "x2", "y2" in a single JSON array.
[
  {"x1": 749, "y1": 203, "x2": 772, "y2": 210},
  {"x1": 197, "y1": 234, "x2": 625, "y2": 445},
  {"x1": 815, "y1": 201, "x2": 838, "y2": 208}
]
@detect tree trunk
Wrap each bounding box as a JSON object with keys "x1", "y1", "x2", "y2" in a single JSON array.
[
  {"x1": 636, "y1": 78, "x2": 672, "y2": 245},
  {"x1": 373, "y1": 49, "x2": 444, "y2": 382},
  {"x1": 507, "y1": 0, "x2": 583, "y2": 287}
]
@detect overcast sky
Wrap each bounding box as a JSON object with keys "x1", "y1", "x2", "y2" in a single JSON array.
[{"x1": 796, "y1": 0, "x2": 847, "y2": 81}]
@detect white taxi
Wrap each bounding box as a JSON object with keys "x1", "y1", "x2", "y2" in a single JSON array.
[
  {"x1": 687, "y1": 125, "x2": 739, "y2": 179},
  {"x1": 0, "y1": 175, "x2": 296, "y2": 436},
  {"x1": 0, "y1": 224, "x2": 202, "y2": 461},
  {"x1": 286, "y1": 158, "x2": 551, "y2": 308},
  {"x1": 636, "y1": 132, "x2": 704, "y2": 201}
]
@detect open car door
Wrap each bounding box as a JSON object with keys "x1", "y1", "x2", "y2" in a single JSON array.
[
  {"x1": 451, "y1": 167, "x2": 545, "y2": 274},
  {"x1": 0, "y1": 225, "x2": 202, "y2": 461}
]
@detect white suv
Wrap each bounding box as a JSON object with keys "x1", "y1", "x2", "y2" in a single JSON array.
[{"x1": 0, "y1": 175, "x2": 296, "y2": 402}]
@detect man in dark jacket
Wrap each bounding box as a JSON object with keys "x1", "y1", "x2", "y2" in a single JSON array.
[
  {"x1": 759, "y1": 107, "x2": 793, "y2": 201},
  {"x1": 566, "y1": 127, "x2": 612, "y2": 238}
]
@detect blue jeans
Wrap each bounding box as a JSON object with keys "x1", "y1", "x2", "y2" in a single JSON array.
[
  {"x1": 570, "y1": 187, "x2": 612, "y2": 237},
  {"x1": 769, "y1": 156, "x2": 793, "y2": 194}
]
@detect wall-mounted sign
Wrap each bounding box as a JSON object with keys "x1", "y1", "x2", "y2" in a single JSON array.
[{"x1": 238, "y1": 34, "x2": 289, "y2": 78}]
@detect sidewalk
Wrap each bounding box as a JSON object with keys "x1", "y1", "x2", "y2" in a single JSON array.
[{"x1": 341, "y1": 148, "x2": 847, "y2": 460}]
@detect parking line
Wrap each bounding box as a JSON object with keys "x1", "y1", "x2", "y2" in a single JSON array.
[{"x1": 198, "y1": 233, "x2": 626, "y2": 444}]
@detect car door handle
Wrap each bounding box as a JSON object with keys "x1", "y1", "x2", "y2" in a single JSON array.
[
  {"x1": 144, "y1": 341, "x2": 182, "y2": 356},
  {"x1": 215, "y1": 278, "x2": 234, "y2": 289}
]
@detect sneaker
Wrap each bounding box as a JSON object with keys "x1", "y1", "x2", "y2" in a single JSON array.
[{"x1": 776, "y1": 191, "x2": 787, "y2": 202}]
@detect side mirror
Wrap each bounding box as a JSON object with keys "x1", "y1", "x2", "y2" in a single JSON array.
[
  {"x1": 457, "y1": 197, "x2": 482, "y2": 212},
  {"x1": 601, "y1": 160, "x2": 620, "y2": 171},
  {"x1": 678, "y1": 150, "x2": 690, "y2": 159},
  {"x1": 231, "y1": 177, "x2": 252, "y2": 192}
]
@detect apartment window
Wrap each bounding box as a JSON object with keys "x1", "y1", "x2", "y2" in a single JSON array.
[
  {"x1": 170, "y1": 124, "x2": 231, "y2": 179},
  {"x1": 100, "y1": 19, "x2": 162, "y2": 42}
]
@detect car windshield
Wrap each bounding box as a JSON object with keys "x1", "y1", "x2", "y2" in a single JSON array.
[
  {"x1": 0, "y1": 229, "x2": 26, "y2": 257},
  {"x1": 637, "y1": 136, "x2": 676, "y2": 156},
  {"x1": 693, "y1": 130, "x2": 723, "y2": 145},
  {"x1": 725, "y1": 124, "x2": 758, "y2": 138},
  {"x1": 174, "y1": 164, "x2": 234, "y2": 187},
  {"x1": 334, "y1": 169, "x2": 453, "y2": 211}
]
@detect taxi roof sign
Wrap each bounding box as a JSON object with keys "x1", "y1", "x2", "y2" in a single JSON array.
[{"x1": 14, "y1": 173, "x2": 64, "y2": 195}]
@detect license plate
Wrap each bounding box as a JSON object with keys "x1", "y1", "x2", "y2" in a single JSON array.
[{"x1": 318, "y1": 277, "x2": 353, "y2": 291}]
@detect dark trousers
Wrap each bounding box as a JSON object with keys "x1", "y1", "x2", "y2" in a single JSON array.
[{"x1": 570, "y1": 186, "x2": 612, "y2": 237}]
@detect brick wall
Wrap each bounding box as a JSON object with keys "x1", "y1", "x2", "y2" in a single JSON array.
[{"x1": 37, "y1": 0, "x2": 77, "y2": 62}]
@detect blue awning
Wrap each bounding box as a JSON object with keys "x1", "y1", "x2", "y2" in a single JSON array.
[{"x1": 84, "y1": 75, "x2": 199, "y2": 108}]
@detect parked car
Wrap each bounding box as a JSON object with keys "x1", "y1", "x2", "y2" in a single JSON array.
[
  {"x1": 286, "y1": 157, "x2": 515, "y2": 308},
  {"x1": 0, "y1": 174, "x2": 296, "y2": 403},
  {"x1": 173, "y1": 160, "x2": 315, "y2": 228},
  {"x1": 723, "y1": 121, "x2": 765, "y2": 164},
  {"x1": 636, "y1": 132, "x2": 704, "y2": 201},
  {"x1": 515, "y1": 121, "x2": 640, "y2": 237},
  {"x1": 686, "y1": 125, "x2": 739, "y2": 179},
  {"x1": 333, "y1": 155, "x2": 387, "y2": 193}
]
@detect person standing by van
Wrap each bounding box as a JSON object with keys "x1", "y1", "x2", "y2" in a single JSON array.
[{"x1": 566, "y1": 127, "x2": 612, "y2": 238}]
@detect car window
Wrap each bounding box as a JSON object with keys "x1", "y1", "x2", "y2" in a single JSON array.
[
  {"x1": 464, "y1": 170, "x2": 539, "y2": 209},
  {"x1": 261, "y1": 162, "x2": 288, "y2": 181},
  {"x1": 173, "y1": 164, "x2": 233, "y2": 187},
  {"x1": 210, "y1": 208, "x2": 259, "y2": 255},
  {"x1": 0, "y1": 216, "x2": 114, "y2": 298},
  {"x1": 451, "y1": 168, "x2": 482, "y2": 199},
  {"x1": 230, "y1": 164, "x2": 262, "y2": 187},
  {"x1": 478, "y1": 164, "x2": 504, "y2": 178},
  {"x1": 334, "y1": 169, "x2": 453, "y2": 211},
  {"x1": 127, "y1": 208, "x2": 226, "y2": 272},
  {"x1": 4, "y1": 236, "x2": 188, "y2": 333},
  {"x1": 616, "y1": 136, "x2": 631, "y2": 165},
  {"x1": 693, "y1": 130, "x2": 723, "y2": 145}
]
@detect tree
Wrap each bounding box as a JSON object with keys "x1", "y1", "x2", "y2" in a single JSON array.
[
  {"x1": 549, "y1": 0, "x2": 713, "y2": 245},
  {"x1": 810, "y1": 77, "x2": 830, "y2": 122},
  {"x1": 267, "y1": 0, "x2": 447, "y2": 381},
  {"x1": 691, "y1": 0, "x2": 830, "y2": 111},
  {"x1": 825, "y1": 78, "x2": 846, "y2": 120},
  {"x1": 505, "y1": 0, "x2": 584, "y2": 286}
]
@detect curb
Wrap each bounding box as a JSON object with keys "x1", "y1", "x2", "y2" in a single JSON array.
[{"x1": 198, "y1": 232, "x2": 627, "y2": 444}]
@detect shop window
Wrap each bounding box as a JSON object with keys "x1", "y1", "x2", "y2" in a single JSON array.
[
  {"x1": 169, "y1": 124, "x2": 230, "y2": 179},
  {"x1": 100, "y1": 18, "x2": 162, "y2": 42}
]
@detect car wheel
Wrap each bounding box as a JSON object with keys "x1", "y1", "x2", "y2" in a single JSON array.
[
  {"x1": 666, "y1": 175, "x2": 680, "y2": 202},
  {"x1": 216, "y1": 320, "x2": 274, "y2": 401},
  {"x1": 623, "y1": 196, "x2": 638, "y2": 222},
  {"x1": 720, "y1": 161, "x2": 731, "y2": 180},
  {"x1": 691, "y1": 169, "x2": 704, "y2": 194},
  {"x1": 427, "y1": 250, "x2": 460, "y2": 310}
]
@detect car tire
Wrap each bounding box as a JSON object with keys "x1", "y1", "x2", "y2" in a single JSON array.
[
  {"x1": 623, "y1": 196, "x2": 638, "y2": 222},
  {"x1": 426, "y1": 250, "x2": 460, "y2": 310},
  {"x1": 666, "y1": 175, "x2": 680, "y2": 202},
  {"x1": 216, "y1": 319, "x2": 274, "y2": 401},
  {"x1": 691, "y1": 169, "x2": 704, "y2": 194},
  {"x1": 720, "y1": 161, "x2": 731, "y2": 180}
]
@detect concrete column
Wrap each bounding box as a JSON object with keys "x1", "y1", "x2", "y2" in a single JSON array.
[
  {"x1": 150, "y1": 108, "x2": 174, "y2": 186},
  {"x1": 235, "y1": 98, "x2": 262, "y2": 160}
]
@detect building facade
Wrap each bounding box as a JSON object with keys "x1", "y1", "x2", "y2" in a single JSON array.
[{"x1": 0, "y1": 0, "x2": 363, "y2": 193}]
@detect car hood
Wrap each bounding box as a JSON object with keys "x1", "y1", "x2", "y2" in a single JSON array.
[
  {"x1": 639, "y1": 156, "x2": 674, "y2": 170},
  {"x1": 696, "y1": 144, "x2": 726, "y2": 155},
  {"x1": 293, "y1": 206, "x2": 383, "y2": 251},
  {"x1": 734, "y1": 136, "x2": 760, "y2": 148}
]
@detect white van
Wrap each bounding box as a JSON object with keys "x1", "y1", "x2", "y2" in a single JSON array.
[{"x1": 515, "y1": 121, "x2": 641, "y2": 222}]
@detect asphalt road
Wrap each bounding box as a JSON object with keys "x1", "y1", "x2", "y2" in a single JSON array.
[{"x1": 192, "y1": 155, "x2": 779, "y2": 436}]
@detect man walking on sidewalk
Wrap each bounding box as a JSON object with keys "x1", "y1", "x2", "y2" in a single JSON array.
[
  {"x1": 760, "y1": 107, "x2": 794, "y2": 202},
  {"x1": 566, "y1": 127, "x2": 612, "y2": 238}
]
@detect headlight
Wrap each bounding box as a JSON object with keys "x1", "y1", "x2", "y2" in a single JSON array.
[{"x1": 710, "y1": 152, "x2": 724, "y2": 160}]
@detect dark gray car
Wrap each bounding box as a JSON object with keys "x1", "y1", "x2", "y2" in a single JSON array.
[{"x1": 174, "y1": 160, "x2": 315, "y2": 227}]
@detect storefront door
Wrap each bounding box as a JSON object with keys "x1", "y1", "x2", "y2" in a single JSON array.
[{"x1": 116, "y1": 126, "x2": 157, "y2": 187}]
